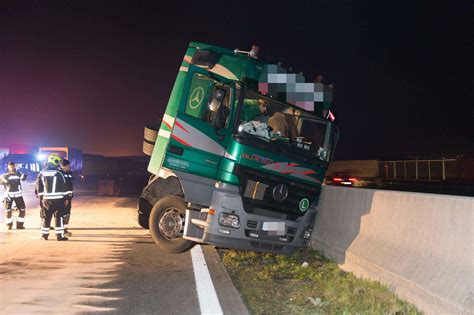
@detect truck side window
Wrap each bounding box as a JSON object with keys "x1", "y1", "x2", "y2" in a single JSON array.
[{"x1": 185, "y1": 73, "x2": 231, "y2": 126}]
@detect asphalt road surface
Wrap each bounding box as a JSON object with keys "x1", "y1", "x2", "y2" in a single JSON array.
[{"x1": 0, "y1": 184, "x2": 247, "y2": 315}]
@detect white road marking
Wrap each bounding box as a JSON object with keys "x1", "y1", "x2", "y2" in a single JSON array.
[{"x1": 191, "y1": 245, "x2": 223, "y2": 315}]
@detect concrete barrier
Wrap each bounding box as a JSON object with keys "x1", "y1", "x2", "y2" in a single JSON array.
[{"x1": 311, "y1": 186, "x2": 474, "y2": 314}]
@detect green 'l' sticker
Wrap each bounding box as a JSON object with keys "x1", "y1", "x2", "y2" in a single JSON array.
[{"x1": 299, "y1": 198, "x2": 310, "y2": 212}]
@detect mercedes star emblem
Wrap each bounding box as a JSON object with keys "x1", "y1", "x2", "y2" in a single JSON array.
[{"x1": 273, "y1": 184, "x2": 288, "y2": 202}]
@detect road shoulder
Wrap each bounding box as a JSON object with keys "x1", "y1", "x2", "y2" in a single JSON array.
[{"x1": 202, "y1": 245, "x2": 249, "y2": 315}]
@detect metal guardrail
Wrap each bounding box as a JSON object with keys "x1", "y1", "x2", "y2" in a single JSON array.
[{"x1": 378, "y1": 159, "x2": 458, "y2": 181}]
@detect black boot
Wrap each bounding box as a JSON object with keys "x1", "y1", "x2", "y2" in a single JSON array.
[
  {"x1": 41, "y1": 234, "x2": 49, "y2": 240},
  {"x1": 57, "y1": 235, "x2": 69, "y2": 241},
  {"x1": 7, "y1": 223, "x2": 12, "y2": 230},
  {"x1": 16, "y1": 222, "x2": 25, "y2": 229}
]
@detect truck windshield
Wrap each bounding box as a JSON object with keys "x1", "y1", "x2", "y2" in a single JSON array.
[{"x1": 235, "y1": 91, "x2": 337, "y2": 163}]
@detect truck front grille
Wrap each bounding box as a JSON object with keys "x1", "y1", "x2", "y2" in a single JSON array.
[
  {"x1": 287, "y1": 227, "x2": 297, "y2": 235},
  {"x1": 247, "y1": 220, "x2": 258, "y2": 229},
  {"x1": 235, "y1": 165, "x2": 320, "y2": 221}
]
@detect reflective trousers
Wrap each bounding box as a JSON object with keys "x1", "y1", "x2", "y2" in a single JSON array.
[
  {"x1": 4, "y1": 196, "x2": 26, "y2": 228},
  {"x1": 40, "y1": 199, "x2": 66, "y2": 238}
]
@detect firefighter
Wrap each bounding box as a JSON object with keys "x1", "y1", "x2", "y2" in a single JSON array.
[
  {"x1": 60, "y1": 159, "x2": 73, "y2": 237},
  {"x1": 35, "y1": 161, "x2": 47, "y2": 218},
  {"x1": 36, "y1": 154, "x2": 69, "y2": 241},
  {"x1": 1, "y1": 161, "x2": 27, "y2": 230}
]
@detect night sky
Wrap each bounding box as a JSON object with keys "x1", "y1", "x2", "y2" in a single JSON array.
[{"x1": 0, "y1": 1, "x2": 472, "y2": 158}]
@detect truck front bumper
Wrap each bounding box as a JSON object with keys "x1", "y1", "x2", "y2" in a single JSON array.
[{"x1": 183, "y1": 183, "x2": 315, "y2": 255}]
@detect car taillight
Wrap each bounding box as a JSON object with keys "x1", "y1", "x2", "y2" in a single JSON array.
[
  {"x1": 333, "y1": 177, "x2": 342, "y2": 182},
  {"x1": 349, "y1": 178, "x2": 357, "y2": 182}
]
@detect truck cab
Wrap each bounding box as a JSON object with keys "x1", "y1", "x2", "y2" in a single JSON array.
[{"x1": 138, "y1": 42, "x2": 338, "y2": 254}]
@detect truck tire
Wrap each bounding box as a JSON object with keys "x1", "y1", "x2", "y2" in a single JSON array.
[{"x1": 149, "y1": 195, "x2": 194, "y2": 253}]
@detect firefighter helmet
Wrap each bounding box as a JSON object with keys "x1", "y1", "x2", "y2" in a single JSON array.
[{"x1": 48, "y1": 153, "x2": 62, "y2": 166}]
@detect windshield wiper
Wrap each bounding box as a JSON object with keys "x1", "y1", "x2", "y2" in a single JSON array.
[
  {"x1": 237, "y1": 132, "x2": 271, "y2": 150},
  {"x1": 237, "y1": 132, "x2": 322, "y2": 165},
  {"x1": 285, "y1": 139, "x2": 330, "y2": 165},
  {"x1": 269, "y1": 138, "x2": 312, "y2": 163}
]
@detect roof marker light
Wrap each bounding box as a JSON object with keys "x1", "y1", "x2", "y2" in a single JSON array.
[{"x1": 327, "y1": 110, "x2": 336, "y2": 122}]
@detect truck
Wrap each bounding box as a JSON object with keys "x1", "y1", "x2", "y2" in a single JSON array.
[
  {"x1": 38, "y1": 147, "x2": 83, "y2": 173},
  {"x1": 138, "y1": 42, "x2": 339, "y2": 254}
]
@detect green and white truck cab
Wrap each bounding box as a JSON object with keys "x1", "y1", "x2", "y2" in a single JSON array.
[{"x1": 139, "y1": 42, "x2": 338, "y2": 254}]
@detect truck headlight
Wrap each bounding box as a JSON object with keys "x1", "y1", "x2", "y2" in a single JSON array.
[{"x1": 218, "y1": 213, "x2": 240, "y2": 229}]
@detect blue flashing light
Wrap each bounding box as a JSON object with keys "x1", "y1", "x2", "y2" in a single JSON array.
[{"x1": 36, "y1": 153, "x2": 46, "y2": 161}]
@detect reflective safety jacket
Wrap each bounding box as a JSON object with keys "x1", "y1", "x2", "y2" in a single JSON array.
[
  {"x1": 1, "y1": 171, "x2": 26, "y2": 198},
  {"x1": 63, "y1": 171, "x2": 74, "y2": 198},
  {"x1": 36, "y1": 167, "x2": 68, "y2": 200}
]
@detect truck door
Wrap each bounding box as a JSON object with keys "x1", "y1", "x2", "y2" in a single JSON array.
[{"x1": 163, "y1": 64, "x2": 235, "y2": 179}]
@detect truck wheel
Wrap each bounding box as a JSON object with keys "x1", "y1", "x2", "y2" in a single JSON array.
[
  {"x1": 149, "y1": 195, "x2": 194, "y2": 253},
  {"x1": 138, "y1": 213, "x2": 149, "y2": 229}
]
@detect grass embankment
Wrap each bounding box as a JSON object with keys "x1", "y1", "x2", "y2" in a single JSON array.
[{"x1": 222, "y1": 249, "x2": 421, "y2": 315}]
